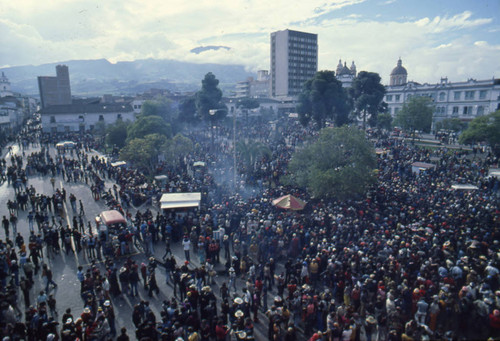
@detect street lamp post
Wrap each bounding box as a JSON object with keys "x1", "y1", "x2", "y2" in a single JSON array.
[{"x1": 209, "y1": 109, "x2": 217, "y2": 151}]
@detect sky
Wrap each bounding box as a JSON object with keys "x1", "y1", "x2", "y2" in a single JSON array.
[{"x1": 1, "y1": 0, "x2": 499, "y2": 85}]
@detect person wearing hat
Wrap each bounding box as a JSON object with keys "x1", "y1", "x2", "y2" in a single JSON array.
[{"x1": 360, "y1": 315, "x2": 379, "y2": 341}]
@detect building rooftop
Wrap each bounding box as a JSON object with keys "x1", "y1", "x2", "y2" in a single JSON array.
[{"x1": 40, "y1": 102, "x2": 133, "y2": 114}]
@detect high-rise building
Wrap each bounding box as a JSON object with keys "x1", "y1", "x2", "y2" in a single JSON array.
[
  {"x1": 270, "y1": 29, "x2": 318, "y2": 98},
  {"x1": 38, "y1": 65, "x2": 72, "y2": 109}
]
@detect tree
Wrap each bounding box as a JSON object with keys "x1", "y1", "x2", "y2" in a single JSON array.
[
  {"x1": 376, "y1": 113, "x2": 393, "y2": 131},
  {"x1": 140, "y1": 97, "x2": 175, "y2": 122},
  {"x1": 394, "y1": 96, "x2": 434, "y2": 134},
  {"x1": 162, "y1": 134, "x2": 194, "y2": 166},
  {"x1": 349, "y1": 71, "x2": 386, "y2": 129},
  {"x1": 126, "y1": 115, "x2": 172, "y2": 141},
  {"x1": 459, "y1": 110, "x2": 500, "y2": 156},
  {"x1": 236, "y1": 140, "x2": 272, "y2": 177},
  {"x1": 93, "y1": 120, "x2": 106, "y2": 136},
  {"x1": 120, "y1": 134, "x2": 167, "y2": 176},
  {"x1": 435, "y1": 118, "x2": 467, "y2": 132},
  {"x1": 296, "y1": 71, "x2": 350, "y2": 129},
  {"x1": 238, "y1": 98, "x2": 260, "y2": 110},
  {"x1": 178, "y1": 97, "x2": 198, "y2": 124},
  {"x1": 195, "y1": 72, "x2": 226, "y2": 121},
  {"x1": 105, "y1": 119, "x2": 128, "y2": 148},
  {"x1": 285, "y1": 126, "x2": 377, "y2": 200}
]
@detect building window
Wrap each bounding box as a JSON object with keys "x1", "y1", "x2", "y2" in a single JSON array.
[
  {"x1": 479, "y1": 90, "x2": 487, "y2": 99},
  {"x1": 477, "y1": 106, "x2": 484, "y2": 116},
  {"x1": 50, "y1": 116, "x2": 56, "y2": 123},
  {"x1": 439, "y1": 92, "x2": 445, "y2": 101},
  {"x1": 454, "y1": 92, "x2": 461, "y2": 100},
  {"x1": 386, "y1": 95, "x2": 393, "y2": 102},
  {"x1": 394, "y1": 107, "x2": 400, "y2": 115},
  {"x1": 463, "y1": 106, "x2": 473, "y2": 115},
  {"x1": 465, "y1": 91, "x2": 475, "y2": 100},
  {"x1": 452, "y1": 106, "x2": 459, "y2": 115},
  {"x1": 395, "y1": 95, "x2": 400, "y2": 102},
  {"x1": 99, "y1": 115, "x2": 104, "y2": 121},
  {"x1": 117, "y1": 114, "x2": 122, "y2": 120},
  {"x1": 78, "y1": 115, "x2": 84, "y2": 122}
]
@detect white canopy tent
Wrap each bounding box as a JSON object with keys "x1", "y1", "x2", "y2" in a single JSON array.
[
  {"x1": 160, "y1": 192, "x2": 201, "y2": 209},
  {"x1": 451, "y1": 184, "x2": 479, "y2": 190},
  {"x1": 111, "y1": 161, "x2": 127, "y2": 167}
]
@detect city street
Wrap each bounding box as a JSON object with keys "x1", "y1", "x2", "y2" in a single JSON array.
[{"x1": 0, "y1": 141, "x2": 274, "y2": 340}]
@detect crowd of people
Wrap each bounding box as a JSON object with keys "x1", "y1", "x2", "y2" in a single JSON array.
[{"x1": 0, "y1": 114, "x2": 499, "y2": 341}]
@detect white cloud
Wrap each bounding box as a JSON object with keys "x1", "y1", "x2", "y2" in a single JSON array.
[{"x1": 0, "y1": 1, "x2": 499, "y2": 83}]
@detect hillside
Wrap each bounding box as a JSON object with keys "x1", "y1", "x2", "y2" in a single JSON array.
[{"x1": 1, "y1": 58, "x2": 255, "y2": 97}]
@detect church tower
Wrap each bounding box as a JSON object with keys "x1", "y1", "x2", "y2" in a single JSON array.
[
  {"x1": 390, "y1": 58, "x2": 408, "y2": 86},
  {"x1": 0, "y1": 72, "x2": 12, "y2": 97}
]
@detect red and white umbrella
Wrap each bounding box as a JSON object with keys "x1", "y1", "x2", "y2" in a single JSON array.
[{"x1": 272, "y1": 194, "x2": 306, "y2": 210}]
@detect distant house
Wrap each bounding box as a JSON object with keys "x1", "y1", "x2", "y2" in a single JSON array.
[{"x1": 40, "y1": 102, "x2": 135, "y2": 134}]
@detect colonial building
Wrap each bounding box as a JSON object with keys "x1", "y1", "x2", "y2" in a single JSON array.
[
  {"x1": 0, "y1": 72, "x2": 36, "y2": 132},
  {"x1": 40, "y1": 101, "x2": 135, "y2": 133},
  {"x1": 336, "y1": 59, "x2": 357, "y2": 88},
  {"x1": 384, "y1": 59, "x2": 500, "y2": 128}
]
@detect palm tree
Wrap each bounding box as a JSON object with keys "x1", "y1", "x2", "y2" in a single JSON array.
[{"x1": 236, "y1": 140, "x2": 271, "y2": 177}]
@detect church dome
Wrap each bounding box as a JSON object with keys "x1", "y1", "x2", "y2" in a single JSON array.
[{"x1": 390, "y1": 58, "x2": 407, "y2": 76}]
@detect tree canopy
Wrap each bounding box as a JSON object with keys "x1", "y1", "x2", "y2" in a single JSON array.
[
  {"x1": 178, "y1": 97, "x2": 198, "y2": 124},
  {"x1": 296, "y1": 71, "x2": 350, "y2": 129},
  {"x1": 435, "y1": 118, "x2": 468, "y2": 132},
  {"x1": 376, "y1": 113, "x2": 393, "y2": 131},
  {"x1": 349, "y1": 71, "x2": 386, "y2": 129},
  {"x1": 236, "y1": 140, "x2": 272, "y2": 177},
  {"x1": 140, "y1": 97, "x2": 175, "y2": 122},
  {"x1": 162, "y1": 134, "x2": 194, "y2": 166},
  {"x1": 285, "y1": 126, "x2": 377, "y2": 200},
  {"x1": 237, "y1": 98, "x2": 260, "y2": 110},
  {"x1": 195, "y1": 72, "x2": 227, "y2": 121},
  {"x1": 126, "y1": 115, "x2": 172, "y2": 141},
  {"x1": 119, "y1": 133, "x2": 167, "y2": 176},
  {"x1": 459, "y1": 110, "x2": 500, "y2": 156},
  {"x1": 105, "y1": 119, "x2": 128, "y2": 148},
  {"x1": 394, "y1": 96, "x2": 434, "y2": 133}
]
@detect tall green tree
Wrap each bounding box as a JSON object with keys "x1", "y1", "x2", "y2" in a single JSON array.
[
  {"x1": 105, "y1": 119, "x2": 128, "y2": 148},
  {"x1": 394, "y1": 96, "x2": 434, "y2": 134},
  {"x1": 296, "y1": 71, "x2": 350, "y2": 129},
  {"x1": 459, "y1": 110, "x2": 500, "y2": 156},
  {"x1": 195, "y1": 72, "x2": 227, "y2": 121},
  {"x1": 127, "y1": 115, "x2": 172, "y2": 141},
  {"x1": 285, "y1": 126, "x2": 377, "y2": 200},
  {"x1": 349, "y1": 71, "x2": 386, "y2": 129}
]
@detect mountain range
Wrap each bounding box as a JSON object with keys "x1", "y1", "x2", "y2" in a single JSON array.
[{"x1": 1, "y1": 58, "x2": 256, "y2": 98}]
